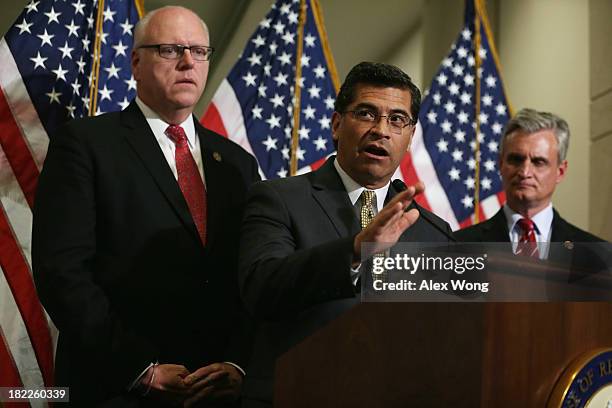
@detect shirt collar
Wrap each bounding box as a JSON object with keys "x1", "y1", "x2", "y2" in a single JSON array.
[
  {"x1": 333, "y1": 157, "x2": 389, "y2": 211},
  {"x1": 135, "y1": 97, "x2": 197, "y2": 148},
  {"x1": 503, "y1": 202, "x2": 554, "y2": 238}
]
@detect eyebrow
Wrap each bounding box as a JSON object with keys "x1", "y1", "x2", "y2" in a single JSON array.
[
  {"x1": 506, "y1": 152, "x2": 549, "y2": 163},
  {"x1": 352, "y1": 102, "x2": 410, "y2": 116}
]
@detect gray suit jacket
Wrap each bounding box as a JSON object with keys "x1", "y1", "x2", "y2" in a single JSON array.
[{"x1": 238, "y1": 157, "x2": 453, "y2": 405}]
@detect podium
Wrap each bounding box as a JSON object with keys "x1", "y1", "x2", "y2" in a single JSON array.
[{"x1": 274, "y1": 302, "x2": 612, "y2": 407}]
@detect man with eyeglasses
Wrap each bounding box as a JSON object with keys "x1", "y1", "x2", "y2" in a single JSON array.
[
  {"x1": 238, "y1": 62, "x2": 453, "y2": 406},
  {"x1": 33, "y1": 6, "x2": 259, "y2": 407}
]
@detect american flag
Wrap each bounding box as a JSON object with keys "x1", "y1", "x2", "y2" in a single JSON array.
[
  {"x1": 400, "y1": 0, "x2": 511, "y2": 231},
  {"x1": 201, "y1": 0, "x2": 339, "y2": 179},
  {"x1": 0, "y1": 0, "x2": 141, "y2": 404}
]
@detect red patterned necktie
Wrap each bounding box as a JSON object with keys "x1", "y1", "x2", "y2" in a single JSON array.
[
  {"x1": 165, "y1": 125, "x2": 207, "y2": 245},
  {"x1": 516, "y1": 218, "x2": 539, "y2": 258}
]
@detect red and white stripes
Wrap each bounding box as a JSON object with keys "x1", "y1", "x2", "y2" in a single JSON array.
[{"x1": 0, "y1": 37, "x2": 57, "y2": 408}]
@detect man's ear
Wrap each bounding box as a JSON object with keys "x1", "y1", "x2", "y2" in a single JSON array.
[
  {"x1": 131, "y1": 49, "x2": 140, "y2": 80},
  {"x1": 405, "y1": 125, "x2": 416, "y2": 151},
  {"x1": 556, "y1": 159, "x2": 568, "y2": 184},
  {"x1": 331, "y1": 111, "x2": 341, "y2": 144}
]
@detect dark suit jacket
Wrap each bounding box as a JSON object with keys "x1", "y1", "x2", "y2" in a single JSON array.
[
  {"x1": 454, "y1": 208, "x2": 609, "y2": 297},
  {"x1": 238, "y1": 158, "x2": 453, "y2": 405},
  {"x1": 32, "y1": 101, "x2": 260, "y2": 405},
  {"x1": 454, "y1": 207, "x2": 603, "y2": 243}
]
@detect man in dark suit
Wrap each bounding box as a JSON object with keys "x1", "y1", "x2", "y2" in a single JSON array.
[
  {"x1": 238, "y1": 62, "x2": 453, "y2": 406},
  {"x1": 32, "y1": 6, "x2": 259, "y2": 406},
  {"x1": 455, "y1": 108, "x2": 603, "y2": 246}
]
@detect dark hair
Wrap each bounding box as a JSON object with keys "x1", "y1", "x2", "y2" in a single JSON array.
[{"x1": 335, "y1": 61, "x2": 421, "y2": 123}]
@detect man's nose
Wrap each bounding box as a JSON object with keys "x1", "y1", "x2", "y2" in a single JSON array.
[
  {"x1": 179, "y1": 48, "x2": 195, "y2": 67},
  {"x1": 517, "y1": 160, "x2": 533, "y2": 176},
  {"x1": 368, "y1": 116, "x2": 393, "y2": 139}
]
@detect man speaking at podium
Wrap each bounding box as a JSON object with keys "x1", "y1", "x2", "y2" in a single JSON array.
[
  {"x1": 238, "y1": 62, "x2": 453, "y2": 406},
  {"x1": 33, "y1": 6, "x2": 258, "y2": 406},
  {"x1": 455, "y1": 108, "x2": 603, "y2": 248}
]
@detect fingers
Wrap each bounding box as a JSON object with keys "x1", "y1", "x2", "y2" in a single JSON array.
[
  {"x1": 187, "y1": 370, "x2": 229, "y2": 394},
  {"x1": 353, "y1": 192, "x2": 422, "y2": 262},
  {"x1": 384, "y1": 188, "x2": 415, "y2": 212},
  {"x1": 399, "y1": 208, "x2": 420, "y2": 230},
  {"x1": 183, "y1": 364, "x2": 242, "y2": 406},
  {"x1": 184, "y1": 363, "x2": 225, "y2": 387},
  {"x1": 155, "y1": 365, "x2": 190, "y2": 392},
  {"x1": 413, "y1": 181, "x2": 425, "y2": 196},
  {"x1": 145, "y1": 363, "x2": 242, "y2": 406},
  {"x1": 376, "y1": 184, "x2": 422, "y2": 224}
]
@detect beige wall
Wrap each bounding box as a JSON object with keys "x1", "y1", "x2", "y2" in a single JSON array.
[
  {"x1": 385, "y1": 23, "x2": 424, "y2": 90},
  {"x1": 498, "y1": 0, "x2": 591, "y2": 232},
  {"x1": 0, "y1": 2, "x2": 27, "y2": 38},
  {"x1": 590, "y1": 0, "x2": 612, "y2": 241}
]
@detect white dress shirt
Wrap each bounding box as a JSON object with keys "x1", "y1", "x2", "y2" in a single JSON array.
[
  {"x1": 503, "y1": 203, "x2": 553, "y2": 259},
  {"x1": 135, "y1": 97, "x2": 205, "y2": 185}
]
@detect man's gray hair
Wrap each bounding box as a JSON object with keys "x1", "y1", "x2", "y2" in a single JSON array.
[
  {"x1": 133, "y1": 6, "x2": 209, "y2": 48},
  {"x1": 501, "y1": 108, "x2": 570, "y2": 163}
]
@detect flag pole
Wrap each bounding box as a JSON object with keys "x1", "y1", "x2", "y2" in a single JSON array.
[
  {"x1": 310, "y1": 0, "x2": 339, "y2": 93},
  {"x1": 135, "y1": 0, "x2": 145, "y2": 18},
  {"x1": 289, "y1": 0, "x2": 308, "y2": 176},
  {"x1": 476, "y1": 0, "x2": 513, "y2": 116},
  {"x1": 89, "y1": 0, "x2": 106, "y2": 116},
  {"x1": 473, "y1": 0, "x2": 482, "y2": 223}
]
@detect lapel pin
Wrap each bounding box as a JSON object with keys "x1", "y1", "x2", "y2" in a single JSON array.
[
  {"x1": 213, "y1": 152, "x2": 222, "y2": 162},
  {"x1": 563, "y1": 241, "x2": 574, "y2": 250}
]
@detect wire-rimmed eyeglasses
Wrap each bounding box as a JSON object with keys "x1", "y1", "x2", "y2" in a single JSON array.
[{"x1": 343, "y1": 108, "x2": 415, "y2": 134}]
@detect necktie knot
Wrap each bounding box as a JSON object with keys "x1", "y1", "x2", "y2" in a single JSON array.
[
  {"x1": 517, "y1": 218, "x2": 536, "y2": 235},
  {"x1": 516, "y1": 217, "x2": 539, "y2": 257},
  {"x1": 166, "y1": 125, "x2": 188, "y2": 146},
  {"x1": 361, "y1": 190, "x2": 375, "y2": 208}
]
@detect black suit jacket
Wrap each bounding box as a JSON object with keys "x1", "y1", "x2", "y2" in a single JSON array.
[
  {"x1": 238, "y1": 158, "x2": 453, "y2": 405},
  {"x1": 454, "y1": 207, "x2": 604, "y2": 243},
  {"x1": 454, "y1": 208, "x2": 609, "y2": 295},
  {"x1": 32, "y1": 101, "x2": 260, "y2": 405}
]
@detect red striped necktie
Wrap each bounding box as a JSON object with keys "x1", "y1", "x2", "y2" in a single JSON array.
[
  {"x1": 165, "y1": 125, "x2": 207, "y2": 245},
  {"x1": 516, "y1": 218, "x2": 539, "y2": 258}
]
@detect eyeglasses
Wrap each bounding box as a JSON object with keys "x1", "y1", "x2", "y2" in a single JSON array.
[
  {"x1": 138, "y1": 44, "x2": 214, "y2": 61},
  {"x1": 343, "y1": 108, "x2": 415, "y2": 134}
]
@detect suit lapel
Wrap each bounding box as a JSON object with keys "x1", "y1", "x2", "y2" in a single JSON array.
[
  {"x1": 481, "y1": 209, "x2": 510, "y2": 242},
  {"x1": 120, "y1": 102, "x2": 201, "y2": 245},
  {"x1": 310, "y1": 158, "x2": 360, "y2": 238},
  {"x1": 550, "y1": 209, "x2": 577, "y2": 242},
  {"x1": 197, "y1": 122, "x2": 231, "y2": 248}
]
